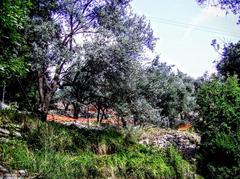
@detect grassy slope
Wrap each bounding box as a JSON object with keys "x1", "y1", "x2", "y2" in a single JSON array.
[{"x1": 0, "y1": 110, "x2": 196, "y2": 178}]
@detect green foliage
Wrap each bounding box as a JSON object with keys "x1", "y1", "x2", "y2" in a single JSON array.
[
  {"x1": 0, "y1": 112, "x2": 195, "y2": 178},
  {"x1": 216, "y1": 41, "x2": 240, "y2": 80},
  {"x1": 197, "y1": 76, "x2": 240, "y2": 132},
  {"x1": 0, "y1": 71, "x2": 39, "y2": 112},
  {"x1": 139, "y1": 57, "x2": 196, "y2": 126},
  {"x1": 196, "y1": 76, "x2": 240, "y2": 178},
  {"x1": 26, "y1": 122, "x2": 74, "y2": 153},
  {"x1": 166, "y1": 146, "x2": 192, "y2": 179},
  {"x1": 0, "y1": 0, "x2": 31, "y2": 78},
  {"x1": 1, "y1": 140, "x2": 193, "y2": 178},
  {"x1": 0, "y1": 109, "x2": 27, "y2": 125},
  {"x1": 61, "y1": 9, "x2": 156, "y2": 122},
  {"x1": 0, "y1": 140, "x2": 36, "y2": 170}
]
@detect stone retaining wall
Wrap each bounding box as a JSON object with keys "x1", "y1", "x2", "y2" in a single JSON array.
[{"x1": 139, "y1": 128, "x2": 201, "y2": 160}]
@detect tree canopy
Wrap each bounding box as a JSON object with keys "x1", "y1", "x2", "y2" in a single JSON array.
[
  {"x1": 216, "y1": 41, "x2": 240, "y2": 80},
  {"x1": 197, "y1": 0, "x2": 240, "y2": 23},
  {"x1": 23, "y1": 0, "x2": 156, "y2": 119}
]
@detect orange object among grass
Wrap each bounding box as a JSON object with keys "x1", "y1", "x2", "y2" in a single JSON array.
[
  {"x1": 176, "y1": 123, "x2": 192, "y2": 131},
  {"x1": 47, "y1": 114, "x2": 121, "y2": 125}
]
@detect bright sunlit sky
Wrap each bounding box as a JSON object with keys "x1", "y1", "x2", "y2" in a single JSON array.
[{"x1": 130, "y1": 0, "x2": 240, "y2": 78}]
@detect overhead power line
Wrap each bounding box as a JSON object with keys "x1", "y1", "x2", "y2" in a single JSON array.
[{"x1": 148, "y1": 16, "x2": 240, "y2": 38}]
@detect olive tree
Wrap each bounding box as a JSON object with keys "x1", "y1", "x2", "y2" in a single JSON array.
[{"x1": 26, "y1": 0, "x2": 155, "y2": 119}]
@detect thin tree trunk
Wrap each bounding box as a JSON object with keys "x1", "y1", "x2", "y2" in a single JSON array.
[
  {"x1": 64, "y1": 103, "x2": 69, "y2": 113},
  {"x1": 38, "y1": 73, "x2": 52, "y2": 121},
  {"x1": 73, "y1": 102, "x2": 80, "y2": 119},
  {"x1": 97, "y1": 106, "x2": 101, "y2": 123},
  {"x1": 133, "y1": 114, "x2": 138, "y2": 126},
  {"x1": 121, "y1": 117, "x2": 127, "y2": 128},
  {"x1": 100, "y1": 108, "x2": 106, "y2": 122},
  {"x1": 40, "y1": 93, "x2": 51, "y2": 121},
  {"x1": 2, "y1": 81, "x2": 6, "y2": 103}
]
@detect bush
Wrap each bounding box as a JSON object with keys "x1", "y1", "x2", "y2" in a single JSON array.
[{"x1": 196, "y1": 76, "x2": 240, "y2": 178}]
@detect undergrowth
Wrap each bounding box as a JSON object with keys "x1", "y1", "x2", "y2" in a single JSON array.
[{"x1": 0, "y1": 110, "x2": 195, "y2": 178}]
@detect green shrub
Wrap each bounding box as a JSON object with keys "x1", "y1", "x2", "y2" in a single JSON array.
[
  {"x1": 0, "y1": 140, "x2": 36, "y2": 171},
  {"x1": 0, "y1": 109, "x2": 19, "y2": 125},
  {"x1": 26, "y1": 121, "x2": 75, "y2": 153},
  {"x1": 197, "y1": 76, "x2": 240, "y2": 178},
  {"x1": 165, "y1": 146, "x2": 193, "y2": 179}
]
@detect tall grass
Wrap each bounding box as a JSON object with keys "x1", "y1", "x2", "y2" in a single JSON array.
[{"x1": 0, "y1": 111, "x2": 195, "y2": 178}]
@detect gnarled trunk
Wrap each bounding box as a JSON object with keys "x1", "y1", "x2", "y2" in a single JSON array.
[{"x1": 38, "y1": 71, "x2": 59, "y2": 121}]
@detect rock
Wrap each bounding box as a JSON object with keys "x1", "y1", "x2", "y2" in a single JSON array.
[
  {"x1": 139, "y1": 128, "x2": 201, "y2": 160},
  {"x1": 164, "y1": 134, "x2": 174, "y2": 139},
  {"x1": 0, "y1": 125, "x2": 22, "y2": 139},
  {"x1": 0, "y1": 102, "x2": 10, "y2": 110},
  {"x1": 0, "y1": 169, "x2": 28, "y2": 179},
  {"x1": 10, "y1": 124, "x2": 21, "y2": 132},
  {"x1": 139, "y1": 138, "x2": 149, "y2": 145},
  {"x1": 12, "y1": 131, "x2": 22, "y2": 138},
  {"x1": 0, "y1": 128, "x2": 10, "y2": 136},
  {"x1": 3, "y1": 173, "x2": 18, "y2": 179},
  {"x1": 18, "y1": 170, "x2": 27, "y2": 177},
  {"x1": 0, "y1": 165, "x2": 8, "y2": 173},
  {"x1": 0, "y1": 137, "x2": 9, "y2": 143}
]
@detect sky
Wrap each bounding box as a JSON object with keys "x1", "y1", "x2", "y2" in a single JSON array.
[{"x1": 130, "y1": 0, "x2": 240, "y2": 78}]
